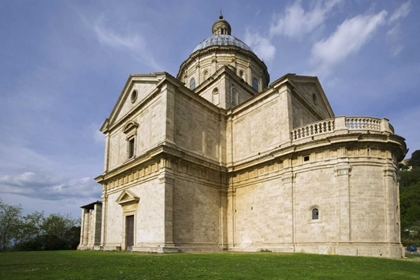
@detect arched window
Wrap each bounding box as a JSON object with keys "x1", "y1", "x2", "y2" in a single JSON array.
[
  {"x1": 212, "y1": 87, "x2": 219, "y2": 105},
  {"x1": 312, "y1": 93, "x2": 317, "y2": 105},
  {"x1": 204, "y1": 70, "x2": 209, "y2": 81},
  {"x1": 252, "y1": 78, "x2": 259, "y2": 91},
  {"x1": 312, "y1": 208, "x2": 319, "y2": 220},
  {"x1": 190, "y1": 78, "x2": 196, "y2": 90},
  {"x1": 128, "y1": 137, "x2": 135, "y2": 159}
]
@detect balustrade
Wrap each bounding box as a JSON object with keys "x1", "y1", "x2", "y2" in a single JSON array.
[
  {"x1": 345, "y1": 117, "x2": 381, "y2": 130},
  {"x1": 291, "y1": 117, "x2": 392, "y2": 141},
  {"x1": 291, "y1": 119, "x2": 334, "y2": 140}
]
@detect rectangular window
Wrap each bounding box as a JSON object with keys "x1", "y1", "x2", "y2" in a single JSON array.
[{"x1": 128, "y1": 138, "x2": 135, "y2": 159}]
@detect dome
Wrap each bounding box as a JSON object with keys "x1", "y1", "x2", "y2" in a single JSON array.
[
  {"x1": 177, "y1": 15, "x2": 269, "y2": 92},
  {"x1": 192, "y1": 35, "x2": 252, "y2": 53}
]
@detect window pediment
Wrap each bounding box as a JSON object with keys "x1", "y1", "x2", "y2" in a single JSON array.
[
  {"x1": 116, "y1": 190, "x2": 139, "y2": 205},
  {"x1": 123, "y1": 121, "x2": 139, "y2": 134}
]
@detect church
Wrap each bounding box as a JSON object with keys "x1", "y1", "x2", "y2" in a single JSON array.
[{"x1": 78, "y1": 16, "x2": 407, "y2": 258}]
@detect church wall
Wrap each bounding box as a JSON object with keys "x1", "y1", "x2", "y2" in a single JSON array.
[
  {"x1": 228, "y1": 144, "x2": 402, "y2": 257},
  {"x1": 291, "y1": 94, "x2": 323, "y2": 128},
  {"x1": 198, "y1": 73, "x2": 255, "y2": 110},
  {"x1": 172, "y1": 174, "x2": 221, "y2": 250},
  {"x1": 132, "y1": 179, "x2": 166, "y2": 246},
  {"x1": 233, "y1": 177, "x2": 294, "y2": 247},
  {"x1": 293, "y1": 82, "x2": 331, "y2": 120},
  {"x1": 229, "y1": 86, "x2": 291, "y2": 164},
  {"x1": 349, "y1": 164, "x2": 388, "y2": 242},
  {"x1": 108, "y1": 94, "x2": 165, "y2": 171},
  {"x1": 174, "y1": 91, "x2": 221, "y2": 162},
  {"x1": 115, "y1": 83, "x2": 157, "y2": 122},
  {"x1": 199, "y1": 78, "x2": 225, "y2": 107},
  {"x1": 293, "y1": 166, "x2": 338, "y2": 243},
  {"x1": 103, "y1": 191, "x2": 124, "y2": 247},
  {"x1": 104, "y1": 177, "x2": 166, "y2": 250}
]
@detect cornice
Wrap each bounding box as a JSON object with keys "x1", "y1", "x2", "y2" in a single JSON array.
[
  {"x1": 227, "y1": 131, "x2": 407, "y2": 173},
  {"x1": 95, "y1": 143, "x2": 228, "y2": 184}
]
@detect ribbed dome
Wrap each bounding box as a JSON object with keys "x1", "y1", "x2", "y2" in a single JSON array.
[{"x1": 192, "y1": 34, "x2": 252, "y2": 53}]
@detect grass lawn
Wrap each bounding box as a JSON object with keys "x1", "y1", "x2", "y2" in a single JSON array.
[{"x1": 0, "y1": 251, "x2": 419, "y2": 280}]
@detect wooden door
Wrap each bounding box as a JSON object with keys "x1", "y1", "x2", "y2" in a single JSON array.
[{"x1": 125, "y1": 215, "x2": 134, "y2": 251}]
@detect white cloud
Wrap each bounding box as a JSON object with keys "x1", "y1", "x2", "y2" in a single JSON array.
[
  {"x1": 389, "y1": 1, "x2": 412, "y2": 24},
  {"x1": 386, "y1": 25, "x2": 404, "y2": 57},
  {"x1": 0, "y1": 172, "x2": 101, "y2": 201},
  {"x1": 386, "y1": 1, "x2": 412, "y2": 58},
  {"x1": 244, "y1": 31, "x2": 276, "y2": 62},
  {"x1": 79, "y1": 13, "x2": 161, "y2": 70},
  {"x1": 270, "y1": 0, "x2": 341, "y2": 38},
  {"x1": 310, "y1": 10, "x2": 387, "y2": 77}
]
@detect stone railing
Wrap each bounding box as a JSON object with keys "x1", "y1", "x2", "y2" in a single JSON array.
[
  {"x1": 291, "y1": 116, "x2": 394, "y2": 141},
  {"x1": 345, "y1": 117, "x2": 381, "y2": 130},
  {"x1": 291, "y1": 119, "x2": 335, "y2": 140}
]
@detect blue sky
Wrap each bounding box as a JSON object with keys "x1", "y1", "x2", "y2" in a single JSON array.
[{"x1": 0, "y1": 0, "x2": 419, "y2": 218}]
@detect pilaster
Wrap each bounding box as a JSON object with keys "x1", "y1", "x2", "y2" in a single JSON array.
[
  {"x1": 158, "y1": 168, "x2": 178, "y2": 252},
  {"x1": 281, "y1": 165, "x2": 295, "y2": 247},
  {"x1": 334, "y1": 160, "x2": 352, "y2": 242}
]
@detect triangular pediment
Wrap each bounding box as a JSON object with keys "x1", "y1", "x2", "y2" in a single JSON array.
[
  {"x1": 105, "y1": 73, "x2": 168, "y2": 131},
  {"x1": 116, "y1": 189, "x2": 139, "y2": 205},
  {"x1": 288, "y1": 74, "x2": 334, "y2": 119},
  {"x1": 194, "y1": 66, "x2": 256, "y2": 109}
]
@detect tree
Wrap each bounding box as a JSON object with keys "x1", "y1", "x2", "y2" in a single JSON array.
[
  {"x1": 400, "y1": 151, "x2": 420, "y2": 246},
  {"x1": 42, "y1": 214, "x2": 79, "y2": 250},
  {"x1": 410, "y1": 150, "x2": 420, "y2": 167},
  {"x1": 0, "y1": 200, "x2": 22, "y2": 251},
  {"x1": 0, "y1": 201, "x2": 80, "y2": 251},
  {"x1": 14, "y1": 211, "x2": 45, "y2": 251}
]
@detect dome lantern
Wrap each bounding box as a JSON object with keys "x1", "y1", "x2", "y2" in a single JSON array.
[{"x1": 212, "y1": 14, "x2": 231, "y2": 35}]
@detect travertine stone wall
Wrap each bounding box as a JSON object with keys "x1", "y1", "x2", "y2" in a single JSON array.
[
  {"x1": 93, "y1": 72, "x2": 405, "y2": 258},
  {"x1": 108, "y1": 94, "x2": 165, "y2": 170},
  {"x1": 197, "y1": 68, "x2": 256, "y2": 110},
  {"x1": 115, "y1": 83, "x2": 156, "y2": 122},
  {"x1": 104, "y1": 176, "x2": 166, "y2": 250},
  {"x1": 174, "y1": 90, "x2": 221, "y2": 161},
  {"x1": 293, "y1": 166, "x2": 338, "y2": 243},
  {"x1": 291, "y1": 82, "x2": 333, "y2": 128},
  {"x1": 227, "y1": 144, "x2": 403, "y2": 257},
  {"x1": 172, "y1": 173, "x2": 220, "y2": 249},
  {"x1": 228, "y1": 85, "x2": 291, "y2": 163}
]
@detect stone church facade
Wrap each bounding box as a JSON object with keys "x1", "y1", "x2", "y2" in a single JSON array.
[{"x1": 78, "y1": 16, "x2": 407, "y2": 258}]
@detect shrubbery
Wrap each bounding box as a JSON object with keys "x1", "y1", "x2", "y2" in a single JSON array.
[{"x1": 0, "y1": 200, "x2": 80, "y2": 251}]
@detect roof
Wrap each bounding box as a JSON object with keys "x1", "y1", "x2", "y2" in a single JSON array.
[
  {"x1": 81, "y1": 200, "x2": 102, "y2": 209},
  {"x1": 192, "y1": 34, "x2": 252, "y2": 53}
]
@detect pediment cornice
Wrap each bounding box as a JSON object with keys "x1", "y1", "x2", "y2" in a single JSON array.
[{"x1": 116, "y1": 189, "x2": 139, "y2": 205}]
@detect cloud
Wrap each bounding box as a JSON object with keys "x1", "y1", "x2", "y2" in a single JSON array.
[
  {"x1": 244, "y1": 31, "x2": 276, "y2": 62},
  {"x1": 0, "y1": 172, "x2": 101, "y2": 201},
  {"x1": 386, "y1": 2, "x2": 412, "y2": 57},
  {"x1": 270, "y1": 0, "x2": 341, "y2": 38},
  {"x1": 310, "y1": 10, "x2": 387, "y2": 77},
  {"x1": 389, "y1": 1, "x2": 412, "y2": 24},
  {"x1": 386, "y1": 25, "x2": 404, "y2": 57},
  {"x1": 79, "y1": 13, "x2": 161, "y2": 70}
]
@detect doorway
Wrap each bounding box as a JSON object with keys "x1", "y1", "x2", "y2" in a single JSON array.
[{"x1": 125, "y1": 215, "x2": 134, "y2": 251}]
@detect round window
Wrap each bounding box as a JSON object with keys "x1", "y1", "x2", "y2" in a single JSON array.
[{"x1": 131, "y1": 90, "x2": 138, "y2": 103}]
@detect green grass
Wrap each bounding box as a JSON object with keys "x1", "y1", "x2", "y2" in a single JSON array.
[{"x1": 0, "y1": 251, "x2": 419, "y2": 280}]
